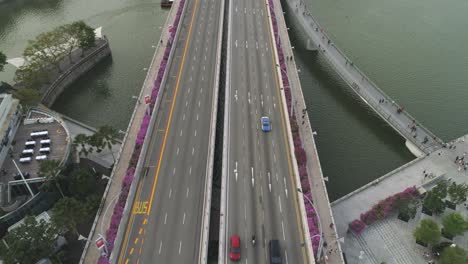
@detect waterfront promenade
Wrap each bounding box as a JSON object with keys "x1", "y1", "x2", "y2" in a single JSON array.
[
  {"x1": 282, "y1": 0, "x2": 444, "y2": 156},
  {"x1": 79, "y1": 2, "x2": 181, "y2": 262},
  {"x1": 332, "y1": 134, "x2": 468, "y2": 263},
  {"x1": 273, "y1": 0, "x2": 344, "y2": 262}
]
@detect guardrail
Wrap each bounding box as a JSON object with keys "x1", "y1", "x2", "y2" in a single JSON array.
[{"x1": 41, "y1": 38, "x2": 111, "y2": 107}]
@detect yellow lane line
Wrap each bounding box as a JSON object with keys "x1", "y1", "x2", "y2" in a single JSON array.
[
  {"x1": 118, "y1": 0, "x2": 200, "y2": 261},
  {"x1": 118, "y1": 181, "x2": 143, "y2": 263},
  {"x1": 262, "y1": 1, "x2": 308, "y2": 263},
  {"x1": 147, "y1": 0, "x2": 200, "y2": 215}
]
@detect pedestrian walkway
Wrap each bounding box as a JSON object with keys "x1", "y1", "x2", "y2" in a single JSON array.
[
  {"x1": 282, "y1": 0, "x2": 444, "y2": 156},
  {"x1": 272, "y1": 0, "x2": 344, "y2": 262},
  {"x1": 79, "y1": 2, "x2": 181, "y2": 263},
  {"x1": 332, "y1": 134, "x2": 468, "y2": 263}
]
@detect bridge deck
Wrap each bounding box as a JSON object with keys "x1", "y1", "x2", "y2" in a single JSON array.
[{"x1": 286, "y1": 0, "x2": 444, "y2": 155}]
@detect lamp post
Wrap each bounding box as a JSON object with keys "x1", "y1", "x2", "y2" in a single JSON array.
[{"x1": 297, "y1": 188, "x2": 324, "y2": 261}]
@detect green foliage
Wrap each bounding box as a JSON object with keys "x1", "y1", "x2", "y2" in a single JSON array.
[
  {"x1": 440, "y1": 246, "x2": 468, "y2": 264},
  {"x1": 68, "y1": 168, "x2": 97, "y2": 198},
  {"x1": 38, "y1": 159, "x2": 64, "y2": 197},
  {"x1": 424, "y1": 181, "x2": 448, "y2": 215},
  {"x1": 0, "y1": 51, "x2": 6, "y2": 72},
  {"x1": 423, "y1": 191, "x2": 446, "y2": 215},
  {"x1": 84, "y1": 194, "x2": 101, "y2": 221},
  {"x1": 52, "y1": 197, "x2": 86, "y2": 235},
  {"x1": 442, "y1": 212, "x2": 467, "y2": 237},
  {"x1": 413, "y1": 219, "x2": 441, "y2": 246},
  {"x1": 14, "y1": 21, "x2": 95, "y2": 89},
  {"x1": 97, "y1": 125, "x2": 119, "y2": 162},
  {"x1": 448, "y1": 182, "x2": 468, "y2": 205},
  {"x1": 0, "y1": 215, "x2": 58, "y2": 264},
  {"x1": 73, "y1": 133, "x2": 92, "y2": 157},
  {"x1": 13, "y1": 88, "x2": 42, "y2": 112}
]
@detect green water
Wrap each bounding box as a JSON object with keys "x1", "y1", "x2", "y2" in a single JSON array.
[
  {"x1": 0, "y1": 0, "x2": 168, "y2": 130},
  {"x1": 1, "y1": 0, "x2": 467, "y2": 200}
]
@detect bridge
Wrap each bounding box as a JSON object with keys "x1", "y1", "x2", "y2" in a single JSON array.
[
  {"x1": 283, "y1": 0, "x2": 445, "y2": 157},
  {"x1": 81, "y1": 0, "x2": 343, "y2": 262}
]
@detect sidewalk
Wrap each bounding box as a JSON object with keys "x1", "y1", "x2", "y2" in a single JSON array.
[
  {"x1": 80, "y1": 2, "x2": 181, "y2": 263},
  {"x1": 271, "y1": 0, "x2": 344, "y2": 262}
]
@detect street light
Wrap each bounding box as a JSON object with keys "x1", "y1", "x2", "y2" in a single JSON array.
[{"x1": 297, "y1": 188, "x2": 324, "y2": 261}]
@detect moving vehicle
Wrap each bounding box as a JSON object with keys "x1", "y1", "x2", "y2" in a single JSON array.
[
  {"x1": 261, "y1": 116, "x2": 271, "y2": 132},
  {"x1": 269, "y1": 239, "x2": 282, "y2": 264},
  {"x1": 230, "y1": 235, "x2": 241, "y2": 261}
]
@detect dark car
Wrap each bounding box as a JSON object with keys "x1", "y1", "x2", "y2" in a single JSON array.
[{"x1": 269, "y1": 239, "x2": 282, "y2": 264}]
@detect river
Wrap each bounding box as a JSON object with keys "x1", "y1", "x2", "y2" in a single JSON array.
[{"x1": 1, "y1": 0, "x2": 467, "y2": 200}]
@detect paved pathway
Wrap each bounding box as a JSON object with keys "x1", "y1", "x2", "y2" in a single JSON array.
[
  {"x1": 332, "y1": 134, "x2": 468, "y2": 263},
  {"x1": 283, "y1": 0, "x2": 444, "y2": 155},
  {"x1": 272, "y1": 0, "x2": 344, "y2": 262},
  {"x1": 80, "y1": 2, "x2": 180, "y2": 263}
]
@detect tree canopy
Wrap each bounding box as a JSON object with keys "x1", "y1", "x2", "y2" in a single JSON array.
[
  {"x1": 0, "y1": 215, "x2": 58, "y2": 264},
  {"x1": 448, "y1": 182, "x2": 467, "y2": 204},
  {"x1": 13, "y1": 88, "x2": 42, "y2": 112},
  {"x1": 440, "y1": 246, "x2": 468, "y2": 264},
  {"x1": 423, "y1": 181, "x2": 448, "y2": 215},
  {"x1": 413, "y1": 219, "x2": 441, "y2": 246},
  {"x1": 14, "y1": 21, "x2": 96, "y2": 89},
  {"x1": 52, "y1": 197, "x2": 86, "y2": 235},
  {"x1": 0, "y1": 51, "x2": 6, "y2": 72},
  {"x1": 442, "y1": 212, "x2": 467, "y2": 238}
]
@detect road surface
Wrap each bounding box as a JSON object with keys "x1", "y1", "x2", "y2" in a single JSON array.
[
  {"x1": 116, "y1": 0, "x2": 222, "y2": 262},
  {"x1": 223, "y1": 0, "x2": 308, "y2": 262}
]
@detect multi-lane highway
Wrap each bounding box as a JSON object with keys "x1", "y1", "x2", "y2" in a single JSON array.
[
  {"x1": 116, "y1": 0, "x2": 222, "y2": 261},
  {"x1": 223, "y1": 0, "x2": 308, "y2": 262}
]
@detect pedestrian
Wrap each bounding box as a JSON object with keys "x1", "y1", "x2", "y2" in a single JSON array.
[
  {"x1": 329, "y1": 223, "x2": 334, "y2": 229},
  {"x1": 455, "y1": 156, "x2": 459, "y2": 162},
  {"x1": 461, "y1": 156, "x2": 465, "y2": 161}
]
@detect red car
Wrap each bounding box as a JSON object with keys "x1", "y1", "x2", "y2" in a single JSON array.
[{"x1": 229, "y1": 235, "x2": 241, "y2": 261}]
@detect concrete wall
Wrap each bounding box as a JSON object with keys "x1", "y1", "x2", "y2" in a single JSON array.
[{"x1": 41, "y1": 37, "x2": 112, "y2": 107}]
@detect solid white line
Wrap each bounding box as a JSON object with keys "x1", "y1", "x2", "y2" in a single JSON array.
[
  {"x1": 179, "y1": 241, "x2": 182, "y2": 255},
  {"x1": 278, "y1": 195, "x2": 282, "y2": 213},
  {"x1": 186, "y1": 187, "x2": 190, "y2": 198},
  {"x1": 159, "y1": 241, "x2": 163, "y2": 255},
  {"x1": 183, "y1": 213, "x2": 186, "y2": 225},
  {"x1": 282, "y1": 221, "x2": 286, "y2": 240},
  {"x1": 169, "y1": 188, "x2": 172, "y2": 199},
  {"x1": 164, "y1": 212, "x2": 168, "y2": 224}
]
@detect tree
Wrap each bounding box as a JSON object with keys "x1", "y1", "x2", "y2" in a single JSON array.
[
  {"x1": 423, "y1": 190, "x2": 446, "y2": 215},
  {"x1": 84, "y1": 194, "x2": 101, "y2": 222},
  {"x1": 0, "y1": 215, "x2": 58, "y2": 264},
  {"x1": 448, "y1": 182, "x2": 467, "y2": 204},
  {"x1": 73, "y1": 133, "x2": 93, "y2": 157},
  {"x1": 23, "y1": 30, "x2": 67, "y2": 73},
  {"x1": 440, "y1": 246, "x2": 468, "y2": 264},
  {"x1": 39, "y1": 159, "x2": 65, "y2": 197},
  {"x1": 13, "y1": 88, "x2": 42, "y2": 112},
  {"x1": 88, "y1": 132, "x2": 104, "y2": 153},
  {"x1": 413, "y1": 219, "x2": 441, "y2": 246},
  {"x1": 97, "y1": 125, "x2": 119, "y2": 162},
  {"x1": 442, "y1": 212, "x2": 467, "y2": 238},
  {"x1": 0, "y1": 51, "x2": 6, "y2": 72},
  {"x1": 52, "y1": 197, "x2": 86, "y2": 236},
  {"x1": 75, "y1": 21, "x2": 96, "y2": 56},
  {"x1": 68, "y1": 168, "x2": 97, "y2": 198}
]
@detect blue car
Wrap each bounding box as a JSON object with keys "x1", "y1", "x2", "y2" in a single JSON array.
[{"x1": 261, "y1": 116, "x2": 271, "y2": 132}]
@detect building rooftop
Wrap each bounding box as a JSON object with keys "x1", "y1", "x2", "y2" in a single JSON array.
[{"x1": 0, "y1": 110, "x2": 70, "y2": 184}]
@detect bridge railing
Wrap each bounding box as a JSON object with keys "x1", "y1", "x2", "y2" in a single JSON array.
[{"x1": 295, "y1": 4, "x2": 444, "y2": 152}]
